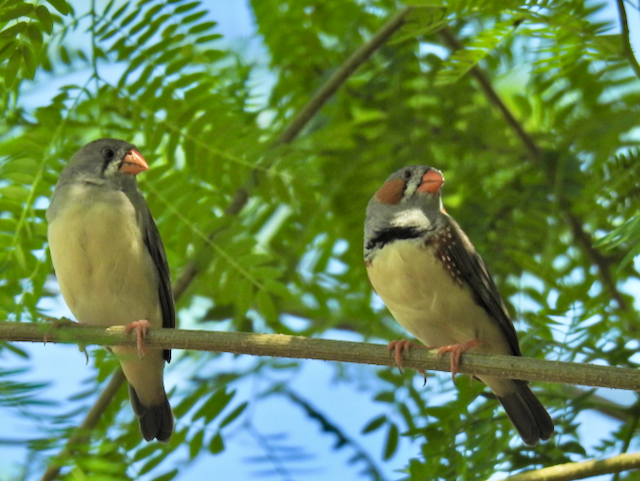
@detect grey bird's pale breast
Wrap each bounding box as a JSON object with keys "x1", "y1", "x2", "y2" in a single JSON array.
[
  {"x1": 48, "y1": 183, "x2": 165, "y2": 405},
  {"x1": 48, "y1": 184, "x2": 161, "y2": 328},
  {"x1": 367, "y1": 239, "x2": 513, "y2": 358}
]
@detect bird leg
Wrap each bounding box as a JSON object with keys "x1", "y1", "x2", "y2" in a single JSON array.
[
  {"x1": 42, "y1": 317, "x2": 77, "y2": 344},
  {"x1": 436, "y1": 339, "x2": 482, "y2": 381},
  {"x1": 124, "y1": 320, "x2": 151, "y2": 359},
  {"x1": 387, "y1": 339, "x2": 428, "y2": 385}
]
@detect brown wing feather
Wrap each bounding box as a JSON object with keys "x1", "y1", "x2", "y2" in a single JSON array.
[{"x1": 438, "y1": 215, "x2": 522, "y2": 357}]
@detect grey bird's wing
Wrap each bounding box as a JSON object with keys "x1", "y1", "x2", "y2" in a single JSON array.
[
  {"x1": 443, "y1": 215, "x2": 522, "y2": 357},
  {"x1": 141, "y1": 203, "x2": 175, "y2": 362}
]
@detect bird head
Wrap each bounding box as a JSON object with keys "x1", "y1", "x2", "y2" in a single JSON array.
[
  {"x1": 365, "y1": 165, "x2": 444, "y2": 231},
  {"x1": 59, "y1": 138, "x2": 149, "y2": 190}
]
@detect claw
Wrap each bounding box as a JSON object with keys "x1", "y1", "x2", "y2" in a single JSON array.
[
  {"x1": 436, "y1": 339, "x2": 482, "y2": 381},
  {"x1": 387, "y1": 339, "x2": 429, "y2": 385},
  {"x1": 124, "y1": 320, "x2": 151, "y2": 359},
  {"x1": 43, "y1": 317, "x2": 77, "y2": 345}
]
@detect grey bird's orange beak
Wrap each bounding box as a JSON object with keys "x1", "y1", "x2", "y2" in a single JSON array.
[{"x1": 120, "y1": 149, "x2": 149, "y2": 175}]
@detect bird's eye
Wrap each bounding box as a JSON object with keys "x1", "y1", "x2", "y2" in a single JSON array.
[
  {"x1": 102, "y1": 148, "x2": 115, "y2": 161},
  {"x1": 402, "y1": 170, "x2": 412, "y2": 180}
]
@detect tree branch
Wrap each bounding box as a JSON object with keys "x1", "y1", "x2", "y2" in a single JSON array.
[
  {"x1": 501, "y1": 451, "x2": 640, "y2": 481},
  {"x1": 11, "y1": 321, "x2": 640, "y2": 391},
  {"x1": 615, "y1": 0, "x2": 640, "y2": 82}
]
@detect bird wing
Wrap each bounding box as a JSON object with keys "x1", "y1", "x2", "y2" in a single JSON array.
[
  {"x1": 142, "y1": 205, "x2": 175, "y2": 363},
  {"x1": 442, "y1": 216, "x2": 522, "y2": 357}
]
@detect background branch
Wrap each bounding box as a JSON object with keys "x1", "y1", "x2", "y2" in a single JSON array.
[
  {"x1": 502, "y1": 451, "x2": 640, "y2": 481},
  {"x1": 10, "y1": 321, "x2": 640, "y2": 391},
  {"x1": 615, "y1": 0, "x2": 640, "y2": 81}
]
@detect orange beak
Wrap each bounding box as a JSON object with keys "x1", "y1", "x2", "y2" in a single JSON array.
[
  {"x1": 120, "y1": 149, "x2": 149, "y2": 175},
  {"x1": 417, "y1": 169, "x2": 444, "y2": 194}
]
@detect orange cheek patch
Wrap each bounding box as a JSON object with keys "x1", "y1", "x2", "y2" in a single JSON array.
[{"x1": 375, "y1": 178, "x2": 405, "y2": 205}]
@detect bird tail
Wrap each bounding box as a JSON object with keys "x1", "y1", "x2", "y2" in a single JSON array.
[
  {"x1": 496, "y1": 380, "x2": 553, "y2": 446},
  {"x1": 128, "y1": 384, "x2": 174, "y2": 443}
]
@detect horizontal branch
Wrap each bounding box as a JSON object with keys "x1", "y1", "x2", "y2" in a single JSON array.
[
  {"x1": 502, "y1": 451, "x2": 640, "y2": 481},
  {"x1": 10, "y1": 321, "x2": 640, "y2": 391}
]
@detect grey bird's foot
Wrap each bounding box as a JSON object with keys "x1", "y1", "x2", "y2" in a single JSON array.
[
  {"x1": 124, "y1": 319, "x2": 151, "y2": 359},
  {"x1": 387, "y1": 339, "x2": 428, "y2": 384},
  {"x1": 436, "y1": 339, "x2": 482, "y2": 381},
  {"x1": 42, "y1": 317, "x2": 77, "y2": 344}
]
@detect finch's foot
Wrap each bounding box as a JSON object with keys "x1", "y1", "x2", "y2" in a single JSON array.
[
  {"x1": 387, "y1": 339, "x2": 428, "y2": 384},
  {"x1": 436, "y1": 339, "x2": 482, "y2": 381},
  {"x1": 124, "y1": 320, "x2": 151, "y2": 359},
  {"x1": 43, "y1": 317, "x2": 76, "y2": 344}
]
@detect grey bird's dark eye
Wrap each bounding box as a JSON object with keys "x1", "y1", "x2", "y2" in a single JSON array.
[
  {"x1": 402, "y1": 170, "x2": 412, "y2": 180},
  {"x1": 102, "y1": 148, "x2": 115, "y2": 161}
]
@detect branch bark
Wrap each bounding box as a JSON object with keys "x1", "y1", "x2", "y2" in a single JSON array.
[
  {"x1": 501, "y1": 451, "x2": 640, "y2": 481},
  {"x1": 615, "y1": 0, "x2": 640, "y2": 82},
  {"x1": 12, "y1": 321, "x2": 640, "y2": 391}
]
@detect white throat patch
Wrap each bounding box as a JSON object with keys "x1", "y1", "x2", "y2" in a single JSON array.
[{"x1": 391, "y1": 207, "x2": 431, "y2": 229}]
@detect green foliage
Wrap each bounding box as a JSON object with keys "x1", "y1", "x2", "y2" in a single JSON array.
[{"x1": 1, "y1": 0, "x2": 640, "y2": 479}]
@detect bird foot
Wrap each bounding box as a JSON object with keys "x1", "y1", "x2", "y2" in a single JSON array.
[
  {"x1": 43, "y1": 317, "x2": 77, "y2": 344},
  {"x1": 436, "y1": 339, "x2": 482, "y2": 381},
  {"x1": 387, "y1": 339, "x2": 429, "y2": 385},
  {"x1": 124, "y1": 320, "x2": 151, "y2": 359}
]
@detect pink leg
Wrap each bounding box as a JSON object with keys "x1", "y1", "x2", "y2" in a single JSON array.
[
  {"x1": 124, "y1": 320, "x2": 151, "y2": 359},
  {"x1": 387, "y1": 339, "x2": 428, "y2": 384},
  {"x1": 437, "y1": 339, "x2": 482, "y2": 381}
]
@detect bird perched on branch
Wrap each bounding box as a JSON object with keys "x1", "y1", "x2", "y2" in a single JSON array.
[
  {"x1": 364, "y1": 165, "x2": 553, "y2": 445},
  {"x1": 47, "y1": 138, "x2": 174, "y2": 442}
]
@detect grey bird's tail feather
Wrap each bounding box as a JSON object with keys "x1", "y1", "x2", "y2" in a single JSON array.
[
  {"x1": 496, "y1": 380, "x2": 553, "y2": 446},
  {"x1": 128, "y1": 384, "x2": 174, "y2": 443}
]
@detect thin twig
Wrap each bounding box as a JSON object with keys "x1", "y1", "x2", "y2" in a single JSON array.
[
  {"x1": 501, "y1": 451, "x2": 640, "y2": 481},
  {"x1": 10, "y1": 322, "x2": 640, "y2": 391},
  {"x1": 615, "y1": 0, "x2": 640, "y2": 81}
]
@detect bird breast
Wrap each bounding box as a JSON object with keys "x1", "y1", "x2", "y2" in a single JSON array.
[
  {"x1": 48, "y1": 184, "x2": 161, "y2": 328},
  {"x1": 366, "y1": 239, "x2": 511, "y2": 356}
]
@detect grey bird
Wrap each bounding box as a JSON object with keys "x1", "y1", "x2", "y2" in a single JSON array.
[
  {"x1": 47, "y1": 138, "x2": 174, "y2": 443},
  {"x1": 364, "y1": 165, "x2": 553, "y2": 445}
]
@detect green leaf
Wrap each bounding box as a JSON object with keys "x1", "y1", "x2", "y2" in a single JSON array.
[
  {"x1": 35, "y1": 6, "x2": 53, "y2": 34},
  {"x1": 45, "y1": 0, "x2": 70, "y2": 15},
  {"x1": 219, "y1": 401, "x2": 247, "y2": 429},
  {"x1": 383, "y1": 423, "x2": 399, "y2": 460},
  {"x1": 192, "y1": 387, "x2": 234, "y2": 424},
  {"x1": 4, "y1": 48, "x2": 21, "y2": 88},
  {"x1": 26, "y1": 23, "x2": 43, "y2": 52},
  {"x1": 0, "y1": 4, "x2": 33, "y2": 22},
  {"x1": 138, "y1": 454, "x2": 164, "y2": 476},
  {"x1": 208, "y1": 432, "x2": 224, "y2": 455},
  {"x1": 361, "y1": 415, "x2": 387, "y2": 434},
  {"x1": 256, "y1": 290, "x2": 278, "y2": 322},
  {"x1": 154, "y1": 470, "x2": 179, "y2": 481},
  {"x1": 189, "y1": 430, "x2": 204, "y2": 459},
  {"x1": 21, "y1": 43, "x2": 36, "y2": 79},
  {"x1": 374, "y1": 391, "x2": 395, "y2": 403},
  {"x1": 0, "y1": 22, "x2": 27, "y2": 39}
]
